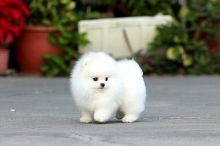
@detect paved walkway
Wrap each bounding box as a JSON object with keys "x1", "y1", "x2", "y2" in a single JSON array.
[{"x1": 0, "y1": 77, "x2": 220, "y2": 146}]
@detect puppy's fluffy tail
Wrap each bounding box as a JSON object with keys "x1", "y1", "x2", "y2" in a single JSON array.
[{"x1": 117, "y1": 59, "x2": 143, "y2": 78}]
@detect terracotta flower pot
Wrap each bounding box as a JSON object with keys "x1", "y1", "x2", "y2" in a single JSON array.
[
  {"x1": 15, "y1": 26, "x2": 62, "y2": 76},
  {"x1": 0, "y1": 47, "x2": 9, "y2": 74}
]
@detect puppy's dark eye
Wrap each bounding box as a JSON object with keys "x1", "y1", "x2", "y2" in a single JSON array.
[
  {"x1": 105, "y1": 77, "x2": 108, "y2": 81},
  {"x1": 93, "y1": 77, "x2": 98, "y2": 81}
]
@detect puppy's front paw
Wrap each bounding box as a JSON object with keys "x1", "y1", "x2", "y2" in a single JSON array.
[
  {"x1": 122, "y1": 115, "x2": 138, "y2": 123},
  {"x1": 80, "y1": 116, "x2": 93, "y2": 123},
  {"x1": 94, "y1": 110, "x2": 110, "y2": 123}
]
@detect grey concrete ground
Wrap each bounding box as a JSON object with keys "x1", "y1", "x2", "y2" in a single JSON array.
[{"x1": 0, "y1": 76, "x2": 220, "y2": 146}]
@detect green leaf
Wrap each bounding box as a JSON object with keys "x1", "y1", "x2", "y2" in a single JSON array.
[
  {"x1": 49, "y1": 33, "x2": 59, "y2": 45},
  {"x1": 58, "y1": 37, "x2": 69, "y2": 46}
]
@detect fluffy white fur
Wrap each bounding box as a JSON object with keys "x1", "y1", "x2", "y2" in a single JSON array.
[
  {"x1": 116, "y1": 59, "x2": 146, "y2": 122},
  {"x1": 70, "y1": 52, "x2": 147, "y2": 123}
]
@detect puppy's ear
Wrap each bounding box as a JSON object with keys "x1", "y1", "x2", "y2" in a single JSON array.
[{"x1": 81, "y1": 58, "x2": 90, "y2": 67}]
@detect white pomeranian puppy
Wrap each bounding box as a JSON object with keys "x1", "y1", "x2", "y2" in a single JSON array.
[{"x1": 70, "y1": 52, "x2": 147, "y2": 123}]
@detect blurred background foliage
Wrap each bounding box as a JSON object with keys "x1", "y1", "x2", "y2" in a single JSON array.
[
  {"x1": 23, "y1": 0, "x2": 220, "y2": 76},
  {"x1": 137, "y1": 0, "x2": 220, "y2": 75},
  {"x1": 77, "y1": 0, "x2": 220, "y2": 75}
]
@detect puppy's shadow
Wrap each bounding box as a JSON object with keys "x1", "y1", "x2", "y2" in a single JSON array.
[
  {"x1": 93, "y1": 120, "x2": 122, "y2": 124},
  {"x1": 92, "y1": 119, "x2": 145, "y2": 124},
  {"x1": 75, "y1": 117, "x2": 149, "y2": 124}
]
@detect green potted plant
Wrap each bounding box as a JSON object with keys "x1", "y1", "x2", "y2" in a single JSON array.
[
  {"x1": 136, "y1": 0, "x2": 220, "y2": 75},
  {"x1": 15, "y1": 0, "x2": 78, "y2": 75},
  {"x1": 0, "y1": 0, "x2": 29, "y2": 74},
  {"x1": 144, "y1": 22, "x2": 212, "y2": 75}
]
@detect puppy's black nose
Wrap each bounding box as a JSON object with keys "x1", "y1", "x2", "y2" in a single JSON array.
[{"x1": 100, "y1": 83, "x2": 105, "y2": 88}]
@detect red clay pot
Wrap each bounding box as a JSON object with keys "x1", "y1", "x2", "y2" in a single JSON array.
[
  {"x1": 15, "y1": 26, "x2": 62, "y2": 76},
  {"x1": 0, "y1": 47, "x2": 9, "y2": 74}
]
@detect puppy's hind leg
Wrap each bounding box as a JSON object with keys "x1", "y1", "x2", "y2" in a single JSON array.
[
  {"x1": 116, "y1": 110, "x2": 125, "y2": 120},
  {"x1": 121, "y1": 113, "x2": 139, "y2": 123}
]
